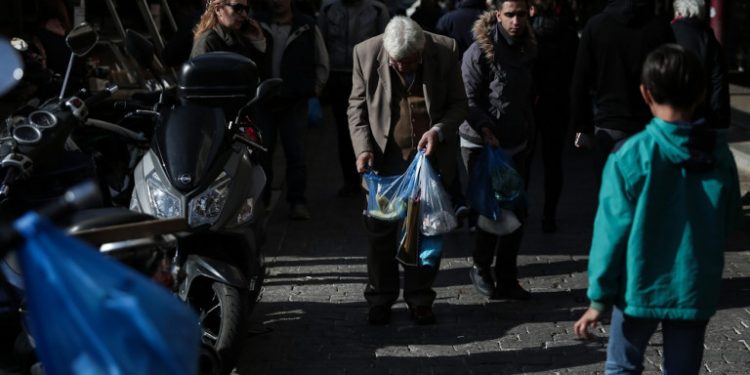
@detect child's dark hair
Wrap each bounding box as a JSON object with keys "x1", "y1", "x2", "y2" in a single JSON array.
[{"x1": 641, "y1": 43, "x2": 706, "y2": 110}]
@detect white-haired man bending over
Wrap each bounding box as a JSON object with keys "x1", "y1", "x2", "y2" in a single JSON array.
[{"x1": 348, "y1": 16, "x2": 467, "y2": 326}]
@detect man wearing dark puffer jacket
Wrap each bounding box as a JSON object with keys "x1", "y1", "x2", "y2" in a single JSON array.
[
  {"x1": 460, "y1": 0, "x2": 538, "y2": 301},
  {"x1": 569, "y1": 0, "x2": 674, "y2": 186}
]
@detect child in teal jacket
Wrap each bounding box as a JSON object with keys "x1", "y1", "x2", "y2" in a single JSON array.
[{"x1": 574, "y1": 44, "x2": 743, "y2": 374}]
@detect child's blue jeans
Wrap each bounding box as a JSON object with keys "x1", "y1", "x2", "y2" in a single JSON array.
[{"x1": 605, "y1": 307, "x2": 708, "y2": 375}]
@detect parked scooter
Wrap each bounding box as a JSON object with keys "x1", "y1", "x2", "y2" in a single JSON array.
[{"x1": 129, "y1": 52, "x2": 281, "y2": 375}]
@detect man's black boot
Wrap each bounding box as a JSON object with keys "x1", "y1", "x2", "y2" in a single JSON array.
[{"x1": 469, "y1": 266, "x2": 495, "y2": 297}]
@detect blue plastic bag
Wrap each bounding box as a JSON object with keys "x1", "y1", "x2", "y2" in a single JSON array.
[
  {"x1": 363, "y1": 154, "x2": 422, "y2": 221},
  {"x1": 14, "y1": 213, "x2": 201, "y2": 375},
  {"x1": 365, "y1": 152, "x2": 453, "y2": 267},
  {"x1": 467, "y1": 146, "x2": 524, "y2": 221}
]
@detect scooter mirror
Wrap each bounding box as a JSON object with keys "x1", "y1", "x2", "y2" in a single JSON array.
[
  {"x1": 65, "y1": 23, "x2": 99, "y2": 57},
  {"x1": 0, "y1": 38, "x2": 24, "y2": 96},
  {"x1": 233, "y1": 78, "x2": 283, "y2": 124}
]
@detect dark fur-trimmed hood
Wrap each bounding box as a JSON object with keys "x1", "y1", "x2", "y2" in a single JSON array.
[{"x1": 471, "y1": 11, "x2": 537, "y2": 64}]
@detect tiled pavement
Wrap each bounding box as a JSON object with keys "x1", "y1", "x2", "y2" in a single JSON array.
[{"x1": 234, "y1": 101, "x2": 750, "y2": 374}]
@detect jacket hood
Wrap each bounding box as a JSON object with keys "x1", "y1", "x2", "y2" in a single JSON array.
[
  {"x1": 472, "y1": 11, "x2": 536, "y2": 63},
  {"x1": 646, "y1": 117, "x2": 725, "y2": 172},
  {"x1": 603, "y1": 0, "x2": 655, "y2": 25}
]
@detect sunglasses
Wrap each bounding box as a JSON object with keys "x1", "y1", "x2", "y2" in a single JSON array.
[
  {"x1": 503, "y1": 10, "x2": 528, "y2": 18},
  {"x1": 224, "y1": 3, "x2": 249, "y2": 13}
]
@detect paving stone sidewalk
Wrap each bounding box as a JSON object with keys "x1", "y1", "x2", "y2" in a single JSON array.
[{"x1": 234, "y1": 109, "x2": 750, "y2": 375}]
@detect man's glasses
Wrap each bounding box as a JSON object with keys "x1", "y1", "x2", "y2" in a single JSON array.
[
  {"x1": 225, "y1": 3, "x2": 249, "y2": 13},
  {"x1": 503, "y1": 10, "x2": 528, "y2": 18}
]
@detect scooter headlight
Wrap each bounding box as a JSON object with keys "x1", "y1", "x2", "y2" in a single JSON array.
[
  {"x1": 146, "y1": 173, "x2": 182, "y2": 218},
  {"x1": 188, "y1": 172, "x2": 230, "y2": 227}
]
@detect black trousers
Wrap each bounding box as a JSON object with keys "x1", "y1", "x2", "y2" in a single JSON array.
[
  {"x1": 461, "y1": 146, "x2": 529, "y2": 284},
  {"x1": 362, "y1": 212, "x2": 438, "y2": 309},
  {"x1": 592, "y1": 127, "x2": 632, "y2": 189},
  {"x1": 326, "y1": 71, "x2": 360, "y2": 189},
  {"x1": 531, "y1": 94, "x2": 568, "y2": 221}
]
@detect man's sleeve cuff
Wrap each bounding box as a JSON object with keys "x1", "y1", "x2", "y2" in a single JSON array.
[{"x1": 430, "y1": 126, "x2": 444, "y2": 142}]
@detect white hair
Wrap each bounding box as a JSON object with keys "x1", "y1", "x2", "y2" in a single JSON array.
[
  {"x1": 382, "y1": 16, "x2": 425, "y2": 60},
  {"x1": 674, "y1": 0, "x2": 705, "y2": 19}
]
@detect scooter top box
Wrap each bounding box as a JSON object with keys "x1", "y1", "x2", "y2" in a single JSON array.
[{"x1": 178, "y1": 52, "x2": 259, "y2": 107}]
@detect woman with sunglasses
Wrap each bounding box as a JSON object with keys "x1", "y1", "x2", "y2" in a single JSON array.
[{"x1": 191, "y1": 0, "x2": 267, "y2": 62}]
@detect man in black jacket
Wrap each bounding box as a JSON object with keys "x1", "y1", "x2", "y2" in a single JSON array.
[
  {"x1": 529, "y1": 0, "x2": 577, "y2": 233},
  {"x1": 569, "y1": 0, "x2": 674, "y2": 184},
  {"x1": 435, "y1": 0, "x2": 487, "y2": 57},
  {"x1": 671, "y1": 0, "x2": 730, "y2": 129}
]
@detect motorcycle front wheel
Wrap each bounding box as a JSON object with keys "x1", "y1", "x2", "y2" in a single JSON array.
[{"x1": 191, "y1": 281, "x2": 248, "y2": 375}]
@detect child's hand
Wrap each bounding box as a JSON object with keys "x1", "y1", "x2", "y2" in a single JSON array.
[{"x1": 574, "y1": 308, "x2": 602, "y2": 339}]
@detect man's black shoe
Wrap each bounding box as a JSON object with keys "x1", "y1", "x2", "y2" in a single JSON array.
[
  {"x1": 410, "y1": 306, "x2": 436, "y2": 325},
  {"x1": 368, "y1": 306, "x2": 391, "y2": 325},
  {"x1": 493, "y1": 281, "x2": 531, "y2": 300},
  {"x1": 469, "y1": 266, "x2": 495, "y2": 297}
]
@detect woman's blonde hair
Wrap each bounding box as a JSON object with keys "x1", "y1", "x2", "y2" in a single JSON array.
[{"x1": 193, "y1": 0, "x2": 225, "y2": 41}]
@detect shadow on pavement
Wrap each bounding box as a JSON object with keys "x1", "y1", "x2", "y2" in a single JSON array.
[
  {"x1": 718, "y1": 277, "x2": 750, "y2": 310},
  {"x1": 238, "y1": 289, "x2": 605, "y2": 375}
]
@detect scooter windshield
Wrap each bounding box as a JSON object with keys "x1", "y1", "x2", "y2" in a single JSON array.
[{"x1": 154, "y1": 106, "x2": 227, "y2": 192}]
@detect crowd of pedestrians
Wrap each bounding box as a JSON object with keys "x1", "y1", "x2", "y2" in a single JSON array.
[{"x1": 184, "y1": 0, "x2": 740, "y2": 373}]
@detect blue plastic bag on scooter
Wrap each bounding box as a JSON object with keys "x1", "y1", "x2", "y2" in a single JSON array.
[{"x1": 14, "y1": 213, "x2": 201, "y2": 375}]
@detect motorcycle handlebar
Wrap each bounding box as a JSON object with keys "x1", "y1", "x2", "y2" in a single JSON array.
[
  {"x1": 84, "y1": 85, "x2": 119, "y2": 108},
  {"x1": 0, "y1": 180, "x2": 102, "y2": 255},
  {"x1": 36, "y1": 180, "x2": 102, "y2": 220},
  {"x1": 113, "y1": 100, "x2": 154, "y2": 112}
]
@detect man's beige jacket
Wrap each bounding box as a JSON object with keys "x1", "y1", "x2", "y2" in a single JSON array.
[{"x1": 347, "y1": 32, "x2": 468, "y2": 184}]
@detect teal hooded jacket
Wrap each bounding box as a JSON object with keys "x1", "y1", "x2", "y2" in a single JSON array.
[{"x1": 587, "y1": 117, "x2": 743, "y2": 320}]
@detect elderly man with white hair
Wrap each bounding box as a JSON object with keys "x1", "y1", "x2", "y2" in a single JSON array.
[
  {"x1": 348, "y1": 16, "x2": 467, "y2": 326},
  {"x1": 672, "y1": 0, "x2": 730, "y2": 128}
]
